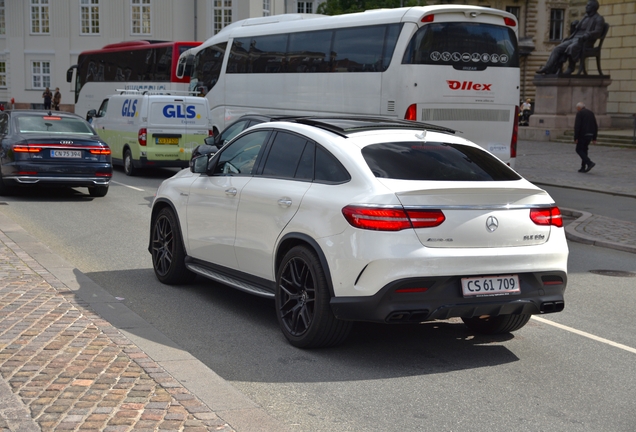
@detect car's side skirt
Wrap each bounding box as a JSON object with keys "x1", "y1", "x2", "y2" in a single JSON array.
[{"x1": 185, "y1": 258, "x2": 275, "y2": 299}]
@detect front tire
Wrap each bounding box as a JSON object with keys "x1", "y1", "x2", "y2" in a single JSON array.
[
  {"x1": 124, "y1": 149, "x2": 136, "y2": 176},
  {"x1": 151, "y1": 207, "x2": 195, "y2": 284},
  {"x1": 88, "y1": 185, "x2": 108, "y2": 197},
  {"x1": 462, "y1": 314, "x2": 531, "y2": 334},
  {"x1": 276, "y1": 245, "x2": 351, "y2": 348}
]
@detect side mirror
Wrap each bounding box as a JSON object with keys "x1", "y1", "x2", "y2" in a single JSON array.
[
  {"x1": 191, "y1": 154, "x2": 209, "y2": 173},
  {"x1": 66, "y1": 65, "x2": 77, "y2": 83},
  {"x1": 176, "y1": 54, "x2": 194, "y2": 79},
  {"x1": 86, "y1": 109, "x2": 97, "y2": 121},
  {"x1": 190, "y1": 144, "x2": 217, "y2": 162}
]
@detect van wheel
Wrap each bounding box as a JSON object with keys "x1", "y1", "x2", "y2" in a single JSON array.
[
  {"x1": 124, "y1": 149, "x2": 136, "y2": 176},
  {"x1": 88, "y1": 186, "x2": 108, "y2": 197}
]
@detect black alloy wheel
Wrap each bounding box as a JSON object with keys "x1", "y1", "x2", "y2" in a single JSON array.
[
  {"x1": 276, "y1": 245, "x2": 351, "y2": 348},
  {"x1": 151, "y1": 207, "x2": 195, "y2": 284}
]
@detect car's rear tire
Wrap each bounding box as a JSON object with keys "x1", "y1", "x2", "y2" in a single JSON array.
[
  {"x1": 151, "y1": 207, "x2": 195, "y2": 284},
  {"x1": 124, "y1": 149, "x2": 136, "y2": 176},
  {"x1": 88, "y1": 185, "x2": 108, "y2": 197},
  {"x1": 0, "y1": 171, "x2": 15, "y2": 196},
  {"x1": 276, "y1": 245, "x2": 351, "y2": 348},
  {"x1": 462, "y1": 314, "x2": 531, "y2": 334}
]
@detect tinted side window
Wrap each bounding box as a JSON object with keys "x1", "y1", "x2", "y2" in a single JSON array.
[
  {"x1": 288, "y1": 30, "x2": 333, "y2": 72},
  {"x1": 315, "y1": 146, "x2": 350, "y2": 183},
  {"x1": 261, "y1": 132, "x2": 308, "y2": 178},
  {"x1": 218, "y1": 119, "x2": 250, "y2": 146},
  {"x1": 194, "y1": 43, "x2": 227, "y2": 93},
  {"x1": 250, "y1": 34, "x2": 288, "y2": 73},
  {"x1": 212, "y1": 130, "x2": 270, "y2": 176},
  {"x1": 97, "y1": 99, "x2": 109, "y2": 117},
  {"x1": 362, "y1": 142, "x2": 521, "y2": 181},
  {"x1": 332, "y1": 24, "x2": 401, "y2": 72}
]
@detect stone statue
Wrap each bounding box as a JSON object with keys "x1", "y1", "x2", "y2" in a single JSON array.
[{"x1": 537, "y1": 0, "x2": 605, "y2": 75}]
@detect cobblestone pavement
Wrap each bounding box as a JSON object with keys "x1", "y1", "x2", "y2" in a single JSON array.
[{"x1": 0, "y1": 230, "x2": 235, "y2": 432}]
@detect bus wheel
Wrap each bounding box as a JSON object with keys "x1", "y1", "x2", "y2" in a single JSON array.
[{"x1": 124, "y1": 149, "x2": 136, "y2": 176}]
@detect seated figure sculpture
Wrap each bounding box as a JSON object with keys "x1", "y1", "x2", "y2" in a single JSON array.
[{"x1": 537, "y1": 0, "x2": 605, "y2": 75}]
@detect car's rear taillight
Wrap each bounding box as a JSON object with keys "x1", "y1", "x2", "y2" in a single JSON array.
[
  {"x1": 90, "y1": 148, "x2": 111, "y2": 155},
  {"x1": 138, "y1": 128, "x2": 147, "y2": 146},
  {"x1": 511, "y1": 106, "x2": 519, "y2": 159},
  {"x1": 96, "y1": 172, "x2": 112, "y2": 177},
  {"x1": 342, "y1": 206, "x2": 445, "y2": 231},
  {"x1": 13, "y1": 145, "x2": 41, "y2": 153},
  {"x1": 404, "y1": 104, "x2": 417, "y2": 121},
  {"x1": 504, "y1": 17, "x2": 516, "y2": 27},
  {"x1": 530, "y1": 207, "x2": 563, "y2": 228}
]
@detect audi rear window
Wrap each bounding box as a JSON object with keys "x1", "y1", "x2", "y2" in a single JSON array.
[
  {"x1": 362, "y1": 142, "x2": 521, "y2": 181},
  {"x1": 16, "y1": 116, "x2": 95, "y2": 135}
]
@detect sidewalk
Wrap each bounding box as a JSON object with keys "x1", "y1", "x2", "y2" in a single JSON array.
[{"x1": 0, "y1": 137, "x2": 635, "y2": 432}]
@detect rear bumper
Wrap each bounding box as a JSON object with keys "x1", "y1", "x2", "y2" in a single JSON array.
[
  {"x1": 4, "y1": 175, "x2": 110, "y2": 187},
  {"x1": 330, "y1": 271, "x2": 567, "y2": 323}
]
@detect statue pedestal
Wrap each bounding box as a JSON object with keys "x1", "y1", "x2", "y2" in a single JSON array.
[{"x1": 529, "y1": 75, "x2": 612, "y2": 129}]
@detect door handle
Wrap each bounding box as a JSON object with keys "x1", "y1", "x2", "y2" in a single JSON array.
[
  {"x1": 278, "y1": 198, "x2": 292, "y2": 207},
  {"x1": 225, "y1": 188, "x2": 237, "y2": 196}
]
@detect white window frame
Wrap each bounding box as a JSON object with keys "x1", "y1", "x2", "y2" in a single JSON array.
[
  {"x1": 30, "y1": 0, "x2": 50, "y2": 35},
  {"x1": 131, "y1": 0, "x2": 151, "y2": 35},
  {"x1": 298, "y1": 1, "x2": 313, "y2": 14},
  {"x1": 263, "y1": 0, "x2": 270, "y2": 16},
  {"x1": 213, "y1": 0, "x2": 233, "y2": 35},
  {"x1": 32, "y1": 61, "x2": 51, "y2": 89},
  {"x1": 81, "y1": 0, "x2": 100, "y2": 35},
  {"x1": 0, "y1": 61, "x2": 6, "y2": 88},
  {"x1": 0, "y1": 0, "x2": 6, "y2": 36}
]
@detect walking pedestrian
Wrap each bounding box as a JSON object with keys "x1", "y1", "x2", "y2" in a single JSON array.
[
  {"x1": 42, "y1": 87, "x2": 52, "y2": 110},
  {"x1": 573, "y1": 101, "x2": 597, "y2": 173},
  {"x1": 53, "y1": 87, "x2": 61, "y2": 111}
]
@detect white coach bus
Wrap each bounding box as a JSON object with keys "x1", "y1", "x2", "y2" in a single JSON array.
[{"x1": 177, "y1": 6, "x2": 520, "y2": 165}]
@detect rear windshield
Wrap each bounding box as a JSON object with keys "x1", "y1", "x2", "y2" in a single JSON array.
[
  {"x1": 362, "y1": 142, "x2": 521, "y2": 181},
  {"x1": 402, "y1": 22, "x2": 519, "y2": 71},
  {"x1": 16, "y1": 116, "x2": 95, "y2": 135}
]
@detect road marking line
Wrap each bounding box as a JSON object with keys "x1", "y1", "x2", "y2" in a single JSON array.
[
  {"x1": 532, "y1": 316, "x2": 636, "y2": 354},
  {"x1": 111, "y1": 181, "x2": 144, "y2": 192}
]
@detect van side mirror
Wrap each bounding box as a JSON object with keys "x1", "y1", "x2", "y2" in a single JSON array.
[
  {"x1": 86, "y1": 109, "x2": 97, "y2": 120},
  {"x1": 66, "y1": 65, "x2": 77, "y2": 83}
]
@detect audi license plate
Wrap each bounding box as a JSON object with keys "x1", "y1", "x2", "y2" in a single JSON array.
[
  {"x1": 156, "y1": 137, "x2": 179, "y2": 145},
  {"x1": 461, "y1": 275, "x2": 520, "y2": 297},
  {"x1": 51, "y1": 150, "x2": 82, "y2": 158}
]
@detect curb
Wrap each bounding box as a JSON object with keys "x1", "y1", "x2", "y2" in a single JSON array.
[{"x1": 561, "y1": 208, "x2": 636, "y2": 254}]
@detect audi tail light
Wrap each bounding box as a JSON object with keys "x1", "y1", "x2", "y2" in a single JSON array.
[
  {"x1": 530, "y1": 207, "x2": 563, "y2": 228},
  {"x1": 342, "y1": 206, "x2": 445, "y2": 231},
  {"x1": 89, "y1": 148, "x2": 111, "y2": 155}
]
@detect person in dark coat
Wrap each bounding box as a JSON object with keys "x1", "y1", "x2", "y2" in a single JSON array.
[
  {"x1": 573, "y1": 102, "x2": 597, "y2": 173},
  {"x1": 42, "y1": 87, "x2": 52, "y2": 110},
  {"x1": 537, "y1": 0, "x2": 605, "y2": 75}
]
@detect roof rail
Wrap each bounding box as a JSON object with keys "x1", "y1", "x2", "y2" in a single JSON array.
[{"x1": 291, "y1": 116, "x2": 456, "y2": 137}]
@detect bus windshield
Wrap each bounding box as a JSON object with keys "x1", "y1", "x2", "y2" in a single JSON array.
[{"x1": 402, "y1": 22, "x2": 519, "y2": 71}]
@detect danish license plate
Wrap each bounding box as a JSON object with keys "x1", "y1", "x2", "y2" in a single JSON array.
[
  {"x1": 51, "y1": 150, "x2": 82, "y2": 158},
  {"x1": 461, "y1": 275, "x2": 520, "y2": 297},
  {"x1": 156, "y1": 137, "x2": 179, "y2": 145}
]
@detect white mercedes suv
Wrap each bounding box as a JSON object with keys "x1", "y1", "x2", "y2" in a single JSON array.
[{"x1": 149, "y1": 117, "x2": 568, "y2": 348}]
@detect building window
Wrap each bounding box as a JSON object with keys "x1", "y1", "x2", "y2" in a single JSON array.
[
  {"x1": 32, "y1": 61, "x2": 51, "y2": 89},
  {"x1": 549, "y1": 9, "x2": 565, "y2": 41},
  {"x1": 505, "y1": 6, "x2": 520, "y2": 20},
  {"x1": 214, "y1": 0, "x2": 232, "y2": 35},
  {"x1": 0, "y1": 62, "x2": 6, "y2": 88},
  {"x1": 0, "y1": 0, "x2": 6, "y2": 35},
  {"x1": 263, "y1": 0, "x2": 270, "y2": 16},
  {"x1": 81, "y1": 0, "x2": 100, "y2": 34},
  {"x1": 30, "y1": 0, "x2": 50, "y2": 34},
  {"x1": 298, "y1": 1, "x2": 313, "y2": 13},
  {"x1": 131, "y1": 0, "x2": 151, "y2": 35}
]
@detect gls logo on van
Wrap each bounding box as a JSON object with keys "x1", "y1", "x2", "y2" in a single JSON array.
[
  {"x1": 163, "y1": 105, "x2": 198, "y2": 119},
  {"x1": 122, "y1": 99, "x2": 138, "y2": 117}
]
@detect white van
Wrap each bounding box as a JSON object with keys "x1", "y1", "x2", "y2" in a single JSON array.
[{"x1": 88, "y1": 91, "x2": 212, "y2": 175}]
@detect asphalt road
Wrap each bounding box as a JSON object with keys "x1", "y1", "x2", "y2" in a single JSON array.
[{"x1": 1, "y1": 169, "x2": 635, "y2": 431}]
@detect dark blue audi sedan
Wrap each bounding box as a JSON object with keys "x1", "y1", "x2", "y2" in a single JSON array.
[{"x1": 0, "y1": 110, "x2": 112, "y2": 197}]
